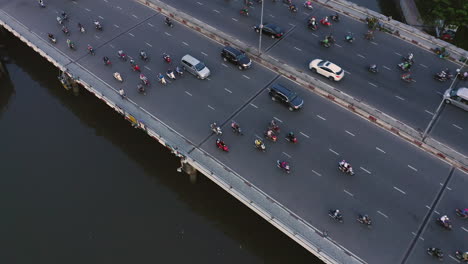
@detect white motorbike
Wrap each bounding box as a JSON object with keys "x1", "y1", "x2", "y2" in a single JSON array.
[{"x1": 113, "y1": 72, "x2": 123, "y2": 82}]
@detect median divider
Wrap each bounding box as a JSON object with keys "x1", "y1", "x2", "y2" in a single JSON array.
[{"x1": 139, "y1": 0, "x2": 468, "y2": 171}]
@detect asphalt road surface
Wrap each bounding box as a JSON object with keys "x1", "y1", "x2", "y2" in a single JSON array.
[
  {"x1": 1, "y1": 0, "x2": 466, "y2": 263},
  {"x1": 154, "y1": 0, "x2": 468, "y2": 156}
]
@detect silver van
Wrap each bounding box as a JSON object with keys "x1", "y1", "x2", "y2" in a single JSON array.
[
  {"x1": 181, "y1": 54, "x2": 210, "y2": 79},
  {"x1": 443, "y1": 87, "x2": 468, "y2": 111}
]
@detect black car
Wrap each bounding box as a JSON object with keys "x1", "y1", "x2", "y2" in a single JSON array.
[
  {"x1": 268, "y1": 84, "x2": 304, "y2": 111},
  {"x1": 254, "y1": 23, "x2": 284, "y2": 39},
  {"x1": 221, "y1": 46, "x2": 252, "y2": 70}
]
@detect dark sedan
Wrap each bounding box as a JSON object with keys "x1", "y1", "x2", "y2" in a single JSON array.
[{"x1": 253, "y1": 23, "x2": 284, "y2": 39}]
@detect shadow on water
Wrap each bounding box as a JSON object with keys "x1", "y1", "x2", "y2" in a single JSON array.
[
  {"x1": 377, "y1": 0, "x2": 403, "y2": 22},
  {"x1": 0, "y1": 31, "x2": 320, "y2": 263}
]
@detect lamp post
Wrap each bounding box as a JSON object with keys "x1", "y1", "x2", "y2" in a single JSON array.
[
  {"x1": 257, "y1": 0, "x2": 264, "y2": 55},
  {"x1": 422, "y1": 57, "x2": 468, "y2": 140}
]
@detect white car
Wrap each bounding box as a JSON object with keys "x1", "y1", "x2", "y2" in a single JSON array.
[{"x1": 309, "y1": 59, "x2": 344, "y2": 81}]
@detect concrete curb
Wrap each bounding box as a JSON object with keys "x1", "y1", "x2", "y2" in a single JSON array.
[{"x1": 139, "y1": 0, "x2": 468, "y2": 171}]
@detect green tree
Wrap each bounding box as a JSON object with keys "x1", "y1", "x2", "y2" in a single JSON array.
[{"x1": 427, "y1": 0, "x2": 468, "y2": 27}]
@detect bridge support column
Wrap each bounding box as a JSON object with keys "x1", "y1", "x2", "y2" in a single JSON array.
[{"x1": 177, "y1": 158, "x2": 197, "y2": 183}]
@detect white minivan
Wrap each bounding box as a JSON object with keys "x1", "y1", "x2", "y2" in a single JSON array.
[
  {"x1": 443, "y1": 87, "x2": 468, "y2": 111},
  {"x1": 181, "y1": 54, "x2": 210, "y2": 79}
]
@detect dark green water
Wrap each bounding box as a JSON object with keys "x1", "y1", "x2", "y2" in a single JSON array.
[{"x1": 0, "y1": 32, "x2": 318, "y2": 263}]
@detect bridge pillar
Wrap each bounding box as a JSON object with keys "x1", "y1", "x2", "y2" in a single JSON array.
[{"x1": 177, "y1": 158, "x2": 198, "y2": 183}]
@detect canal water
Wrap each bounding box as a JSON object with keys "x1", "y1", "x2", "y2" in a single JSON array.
[
  {"x1": 0, "y1": 1, "x2": 395, "y2": 263},
  {"x1": 0, "y1": 32, "x2": 317, "y2": 263}
]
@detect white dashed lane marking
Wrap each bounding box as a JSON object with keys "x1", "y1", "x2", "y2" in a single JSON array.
[
  {"x1": 360, "y1": 167, "x2": 371, "y2": 174},
  {"x1": 132, "y1": 14, "x2": 138, "y2": 19},
  {"x1": 395, "y1": 95, "x2": 405, "y2": 101},
  {"x1": 85, "y1": 8, "x2": 91, "y2": 12},
  {"x1": 345, "y1": 130, "x2": 355, "y2": 137},
  {"x1": 242, "y1": 75, "x2": 250, "y2": 79},
  {"x1": 232, "y1": 18, "x2": 238, "y2": 22},
  {"x1": 300, "y1": 132, "x2": 309, "y2": 138},
  {"x1": 182, "y1": 42, "x2": 189, "y2": 46},
  {"x1": 145, "y1": 42, "x2": 152, "y2": 47},
  {"x1": 213, "y1": 9, "x2": 220, "y2": 13},
  {"x1": 425, "y1": 110, "x2": 434, "y2": 115},
  {"x1": 357, "y1": 54, "x2": 366, "y2": 59},
  {"x1": 144, "y1": 66, "x2": 151, "y2": 71},
  {"x1": 453, "y1": 124, "x2": 463, "y2": 130},
  {"x1": 250, "y1": 103, "x2": 258, "y2": 108},
  {"x1": 393, "y1": 186, "x2": 406, "y2": 195},
  {"x1": 147, "y1": 23, "x2": 154, "y2": 27},
  {"x1": 408, "y1": 165, "x2": 418, "y2": 172},
  {"x1": 368, "y1": 82, "x2": 378, "y2": 87},
  {"x1": 317, "y1": 115, "x2": 326, "y2": 120},
  {"x1": 273, "y1": 117, "x2": 283, "y2": 123},
  {"x1": 377, "y1": 210, "x2": 388, "y2": 218},
  {"x1": 462, "y1": 227, "x2": 468, "y2": 233},
  {"x1": 116, "y1": 6, "x2": 122, "y2": 10},
  {"x1": 394, "y1": 52, "x2": 402, "y2": 56},
  {"x1": 98, "y1": 16, "x2": 104, "y2": 19},
  {"x1": 294, "y1": 47, "x2": 302, "y2": 51},
  {"x1": 208, "y1": 105, "x2": 215, "y2": 110},
  {"x1": 383, "y1": 65, "x2": 391, "y2": 71},
  {"x1": 164, "y1": 32, "x2": 172, "y2": 36},
  {"x1": 185, "y1": 91, "x2": 192, "y2": 96},
  {"x1": 196, "y1": 2, "x2": 203, "y2": 5},
  {"x1": 376, "y1": 147, "x2": 386, "y2": 153},
  {"x1": 371, "y1": 41, "x2": 378, "y2": 45},
  {"x1": 311, "y1": 170, "x2": 322, "y2": 177},
  {"x1": 419, "y1": 64, "x2": 428, "y2": 68},
  {"x1": 329, "y1": 149, "x2": 339, "y2": 156},
  {"x1": 128, "y1": 33, "x2": 135, "y2": 37},
  {"x1": 113, "y1": 24, "x2": 120, "y2": 28},
  {"x1": 201, "y1": 51, "x2": 208, "y2": 56},
  {"x1": 282, "y1": 152, "x2": 292, "y2": 158},
  {"x1": 224, "y1": 88, "x2": 232, "y2": 93},
  {"x1": 344, "y1": 190, "x2": 354, "y2": 197}
]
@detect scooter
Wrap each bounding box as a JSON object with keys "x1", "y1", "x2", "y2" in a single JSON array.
[
  {"x1": 140, "y1": 74, "x2": 150, "y2": 86},
  {"x1": 94, "y1": 21, "x2": 102, "y2": 31},
  {"x1": 345, "y1": 34, "x2": 354, "y2": 43},
  {"x1": 433, "y1": 73, "x2": 451, "y2": 82},
  {"x1": 285, "y1": 134, "x2": 297, "y2": 143},
  {"x1": 254, "y1": 140, "x2": 266, "y2": 152},
  {"x1": 320, "y1": 40, "x2": 331, "y2": 48},
  {"x1": 368, "y1": 65, "x2": 378, "y2": 73},
  {"x1": 231, "y1": 122, "x2": 243, "y2": 135},
  {"x1": 401, "y1": 74, "x2": 414, "y2": 83},
  {"x1": 436, "y1": 218, "x2": 452, "y2": 230},
  {"x1": 166, "y1": 70, "x2": 176, "y2": 80},
  {"x1": 132, "y1": 64, "x2": 141, "y2": 72},
  {"x1": 113, "y1": 72, "x2": 123, "y2": 82},
  {"x1": 357, "y1": 215, "x2": 372, "y2": 227},
  {"x1": 175, "y1": 66, "x2": 184, "y2": 76},
  {"x1": 427, "y1": 248, "x2": 443, "y2": 261},
  {"x1": 62, "y1": 26, "x2": 70, "y2": 35},
  {"x1": 288, "y1": 5, "x2": 297, "y2": 13},
  {"x1": 157, "y1": 74, "x2": 167, "y2": 85},
  {"x1": 307, "y1": 22, "x2": 318, "y2": 31},
  {"x1": 137, "y1": 84, "x2": 146, "y2": 95},
  {"x1": 48, "y1": 35, "x2": 57, "y2": 44},
  {"x1": 303, "y1": 1, "x2": 313, "y2": 9},
  {"x1": 163, "y1": 53, "x2": 171, "y2": 63},
  {"x1": 240, "y1": 9, "x2": 249, "y2": 16},
  {"x1": 455, "y1": 250, "x2": 468, "y2": 261},
  {"x1": 330, "y1": 14, "x2": 340, "y2": 22},
  {"x1": 57, "y1": 16, "x2": 64, "y2": 25},
  {"x1": 216, "y1": 139, "x2": 229, "y2": 152},
  {"x1": 277, "y1": 160, "x2": 290, "y2": 173},
  {"x1": 87, "y1": 46, "x2": 95, "y2": 55},
  {"x1": 140, "y1": 51, "x2": 149, "y2": 61},
  {"x1": 338, "y1": 161, "x2": 354, "y2": 175}
]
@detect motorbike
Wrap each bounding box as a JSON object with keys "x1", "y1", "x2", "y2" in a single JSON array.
[
  {"x1": 163, "y1": 53, "x2": 171, "y2": 63},
  {"x1": 320, "y1": 18, "x2": 331, "y2": 26},
  {"x1": 289, "y1": 4, "x2": 297, "y2": 13},
  {"x1": 328, "y1": 210, "x2": 343, "y2": 223},
  {"x1": 88, "y1": 46, "x2": 95, "y2": 55},
  {"x1": 427, "y1": 248, "x2": 443, "y2": 260},
  {"x1": 303, "y1": 1, "x2": 313, "y2": 9},
  {"x1": 113, "y1": 72, "x2": 123, "y2": 82},
  {"x1": 331, "y1": 14, "x2": 340, "y2": 22},
  {"x1": 457, "y1": 72, "x2": 468, "y2": 81},
  {"x1": 118, "y1": 51, "x2": 127, "y2": 61},
  {"x1": 62, "y1": 26, "x2": 70, "y2": 35},
  {"x1": 345, "y1": 34, "x2": 354, "y2": 43},
  {"x1": 436, "y1": 218, "x2": 452, "y2": 230},
  {"x1": 240, "y1": 9, "x2": 249, "y2": 16},
  {"x1": 320, "y1": 40, "x2": 331, "y2": 48},
  {"x1": 140, "y1": 51, "x2": 149, "y2": 61},
  {"x1": 140, "y1": 74, "x2": 150, "y2": 86},
  {"x1": 455, "y1": 208, "x2": 468, "y2": 218},
  {"x1": 307, "y1": 22, "x2": 318, "y2": 31},
  {"x1": 216, "y1": 139, "x2": 229, "y2": 152},
  {"x1": 231, "y1": 122, "x2": 243, "y2": 135},
  {"x1": 268, "y1": 120, "x2": 280, "y2": 132},
  {"x1": 165, "y1": 19, "x2": 174, "y2": 28},
  {"x1": 137, "y1": 84, "x2": 146, "y2": 95},
  {"x1": 175, "y1": 66, "x2": 184, "y2": 76},
  {"x1": 211, "y1": 123, "x2": 222, "y2": 135},
  {"x1": 67, "y1": 40, "x2": 75, "y2": 50},
  {"x1": 166, "y1": 70, "x2": 176, "y2": 80},
  {"x1": 433, "y1": 73, "x2": 451, "y2": 82},
  {"x1": 285, "y1": 134, "x2": 297, "y2": 143},
  {"x1": 157, "y1": 74, "x2": 167, "y2": 85},
  {"x1": 368, "y1": 65, "x2": 378, "y2": 73},
  {"x1": 338, "y1": 161, "x2": 354, "y2": 175},
  {"x1": 245, "y1": 0, "x2": 253, "y2": 7},
  {"x1": 57, "y1": 16, "x2": 64, "y2": 25},
  {"x1": 103, "y1": 57, "x2": 111, "y2": 66},
  {"x1": 357, "y1": 215, "x2": 372, "y2": 227},
  {"x1": 94, "y1": 21, "x2": 102, "y2": 31},
  {"x1": 39, "y1": 0, "x2": 45, "y2": 8},
  {"x1": 264, "y1": 130, "x2": 277, "y2": 142},
  {"x1": 277, "y1": 160, "x2": 290, "y2": 173},
  {"x1": 397, "y1": 62, "x2": 411, "y2": 71},
  {"x1": 132, "y1": 64, "x2": 141, "y2": 72},
  {"x1": 48, "y1": 35, "x2": 56, "y2": 44},
  {"x1": 401, "y1": 74, "x2": 414, "y2": 83},
  {"x1": 79, "y1": 25, "x2": 85, "y2": 33},
  {"x1": 455, "y1": 251, "x2": 468, "y2": 261},
  {"x1": 254, "y1": 140, "x2": 266, "y2": 152},
  {"x1": 283, "y1": 0, "x2": 292, "y2": 4}
]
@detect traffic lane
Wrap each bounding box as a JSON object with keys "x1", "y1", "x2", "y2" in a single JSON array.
[
  {"x1": 404, "y1": 168, "x2": 468, "y2": 264},
  {"x1": 429, "y1": 99, "x2": 468, "y2": 156},
  {"x1": 199, "y1": 77, "x2": 449, "y2": 263},
  {"x1": 76, "y1": 15, "x2": 277, "y2": 144}
]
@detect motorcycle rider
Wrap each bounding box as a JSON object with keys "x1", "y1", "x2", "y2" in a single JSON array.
[
  {"x1": 359, "y1": 214, "x2": 371, "y2": 225},
  {"x1": 39, "y1": 0, "x2": 45, "y2": 7},
  {"x1": 165, "y1": 16, "x2": 172, "y2": 26},
  {"x1": 66, "y1": 39, "x2": 74, "y2": 49},
  {"x1": 269, "y1": 119, "x2": 279, "y2": 131},
  {"x1": 331, "y1": 13, "x2": 339, "y2": 21},
  {"x1": 87, "y1": 44, "x2": 94, "y2": 54},
  {"x1": 339, "y1": 160, "x2": 351, "y2": 173},
  {"x1": 286, "y1": 132, "x2": 296, "y2": 141},
  {"x1": 401, "y1": 73, "x2": 412, "y2": 81},
  {"x1": 266, "y1": 129, "x2": 275, "y2": 140},
  {"x1": 119, "y1": 88, "x2": 126, "y2": 99},
  {"x1": 103, "y1": 56, "x2": 110, "y2": 65},
  {"x1": 369, "y1": 64, "x2": 378, "y2": 72},
  {"x1": 345, "y1": 32, "x2": 354, "y2": 42},
  {"x1": 240, "y1": 6, "x2": 249, "y2": 15},
  {"x1": 440, "y1": 215, "x2": 450, "y2": 225},
  {"x1": 330, "y1": 209, "x2": 341, "y2": 219},
  {"x1": 321, "y1": 16, "x2": 329, "y2": 24},
  {"x1": 163, "y1": 53, "x2": 171, "y2": 63},
  {"x1": 304, "y1": 0, "x2": 312, "y2": 8},
  {"x1": 365, "y1": 30, "x2": 373, "y2": 40},
  {"x1": 61, "y1": 25, "x2": 69, "y2": 34},
  {"x1": 231, "y1": 121, "x2": 240, "y2": 131},
  {"x1": 427, "y1": 248, "x2": 443, "y2": 258},
  {"x1": 407, "y1": 53, "x2": 414, "y2": 62},
  {"x1": 47, "y1": 33, "x2": 55, "y2": 41},
  {"x1": 166, "y1": 69, "x2": 175, "y2": 80},
  {"x1": 459, "y1": 208, "x2": 468, "y2": 217},
  {"x1": 289, "y1": 4, "x2": 297, "y2": 12},
  {"x1": 175, "y1": 66, "x2": 183, "y2": 75},
  {"x1": 437, "y1": 68, "x2": 451, "y2": 79},
  {"x1": 254, "y1": 139, "x2": 264, "y2": 149},
  {"x1": 326, "y1": 34, "x2": 335, "y2": 43},
  {"x1": 216, "y1": 138, "x2": 226, "y2": 148},
  {"x1": 118, "y1": 50, "x2": 126, "y2": 59},
  {"x1": 94, "y1": 20, "x2": 102, "y2": 29},
  {"x1": 137, "y1": 83, "x2": 145, "y2": 94},
  {"x1": 78, "y1": 22, "x2": 84, "y2": 32},
  {"x1": 140, "y1": 50, "x2": 148, "y2": 60}
]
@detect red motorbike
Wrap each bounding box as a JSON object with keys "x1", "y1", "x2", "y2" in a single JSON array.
[
  {"x1": 132, "y1": 64, "x2": 141, "y2": 72},
  {"x1": 216, "y1": 139, "x2": 229, "y2": 152},
  {"x1": 320, "y1": 17, "x2": 331, "y2": 26}
]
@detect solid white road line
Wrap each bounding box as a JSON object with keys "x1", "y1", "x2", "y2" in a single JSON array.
[
  {"x1": 329, "y1": 149, "x2": 339, "y2": 156},
  {"x1": 376, "y1": 147, "x2": 386, "y2": 153},
  {"x1": 393, "y1": 186, "x2": 406, "y2": 195}
]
